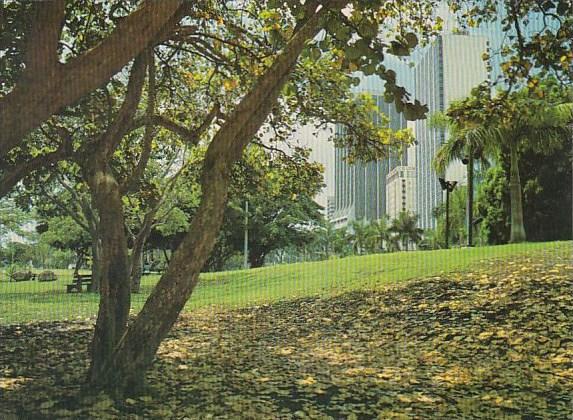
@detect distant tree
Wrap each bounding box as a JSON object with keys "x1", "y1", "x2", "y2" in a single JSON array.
[
  {"x1": 313, "y1": 220, "x2": 339, "y2": 259},
  {"x1": 38, "y1": 215, "x2": 91, "y2": 274},
  {"x1": 476, "y1": 167, "x2": 511, "y2": 244},
  {"x1": 390, "y1": 211, "x2": 424, "y2": 251},
  {"x1": 214, "y1": 147, "x2": 325, "y2": 269},
  {"x1": 434, "y1": 80, "x2": 573, "y2": 243},
  {"x1": 348, "y1": 219, "x2": 372, "y2": 256},
  {"x1": 367, "y1": 216, "x2": 391, "y2": 253},
  {"x1": 417, "y1": 228, "x2": 443, "y2": 250}
]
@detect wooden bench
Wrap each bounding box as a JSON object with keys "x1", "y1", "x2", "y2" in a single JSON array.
[{"x1": 66, "y1": 274, "x2": 93, "y2": 293}]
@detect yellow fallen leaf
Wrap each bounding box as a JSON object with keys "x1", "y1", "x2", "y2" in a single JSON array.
[
  {"x1": 298, "y1": 376, "x2": 316, "y2": 385},
  {"x1": 478, "y1": 331, "x2": 493, "y2": 340}
]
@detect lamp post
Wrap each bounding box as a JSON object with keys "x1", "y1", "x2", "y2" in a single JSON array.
[
  {"x1": 462, "y1": 146, "x2": 481, "y2": 247},
  {"x1": 243, "y1": 200, "x2": 249, "y2": 269},
  {"x1": 461, "y1": 153, "x2": 474, "y2": 247},
  {"x1": 439, "y1": 177, "x2": 457, "y2": 249}
]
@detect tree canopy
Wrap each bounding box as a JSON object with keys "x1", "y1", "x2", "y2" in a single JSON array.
[{"x1": 1, "y1": 0, "x2": 572, "y2": 399}]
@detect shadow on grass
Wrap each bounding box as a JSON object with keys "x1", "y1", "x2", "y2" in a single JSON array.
[{"x1": 0, "y1": 252, "x2": 571, "y2": 419}]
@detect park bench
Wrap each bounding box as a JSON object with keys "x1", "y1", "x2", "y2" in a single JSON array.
[{"x1": 66, "y1": 274, "x2": 93, "y2": 293}]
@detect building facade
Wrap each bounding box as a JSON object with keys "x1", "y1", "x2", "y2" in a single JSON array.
[
  {"x1": 386, "y1": 166, "x2": 416, "y2": 220},
  {"x1": 413, "y1": 33, "x2": 489, "y2": 229},
  {"x1": 331, "y1": 57, "x2": 414, "y2": 228}
]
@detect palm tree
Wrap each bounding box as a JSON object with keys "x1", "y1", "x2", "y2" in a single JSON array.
[
  {"x1": 314, "y1": 220, "x2": 338, "y2": 259},
  {"x1": 430, "y1": 111, "x2": 494, "y2": 247},
  {"x1": 432, "y1": 88, "x2": 573, "y2": 243},
  {"x1": 348, "y1": 219, "x2": 372, "y2": 255},
  {"x1": 385, "y1": 233, "x2": 401, "y2": 253},
  {"x1": 389, "y1": 212, "x2": 423, "y2": 251},
  {"x1": 367, "y1": 216, "x2": 391, "y2": 252},
  {"x1": 333, "y1": 226, "x2": 351, "y2": 257}
]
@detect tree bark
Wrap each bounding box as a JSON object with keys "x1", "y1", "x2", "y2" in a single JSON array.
[
  {"x1": 86, "y1": 5, "x2": 334, "y2": 396},
  {"x1": 86, "y1": 165, "x2": 131, "y2": 381},
  {"x1": 0, "y1": 0, "x2": 183, "y2": 159},
  {"x1": 130, "y1": 215, "x2": 155, "y2": 293},
  {"x1": 73, "y1": 250, "x2": 85, "y2": 278},
  {"x1": 249, "y1": 250, "x2": 266, "y2": 268},
  {"x1": 508, "y1": 144, "x2": 527, "y2": 243},
  {"x1": 89, "y1": 236, "x2": 103, "y2": 293},
  {"x1": 466, "y1": 147, "x2": 475, "y2": 247},
  {"x1": 130, "y1": 249, "x2": 144, "y2": 294}
]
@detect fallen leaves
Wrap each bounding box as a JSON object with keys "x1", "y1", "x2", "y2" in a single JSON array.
[{"x1": 0, "y1": 252, "x2": 571, "y2": 418}]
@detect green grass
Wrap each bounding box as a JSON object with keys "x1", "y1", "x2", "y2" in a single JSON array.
[{"x1": 0, "y1": 241, "x2": 570, "y2": 324}]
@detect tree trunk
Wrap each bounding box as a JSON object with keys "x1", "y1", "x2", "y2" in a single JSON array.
[
  {"x1": 249, "y1": 250, "x2": 266, "y2": 268},
  {"x1": 85, "y1": 5, "x2": 336, "y2": 396},
  {"x1": 73, "y1": 250, "x2": 85, "y2": 278},
  {"x1": 0, "y1": 1, "x2": 183, "y2": 159},
  {"x1": 466, "y1": 149, "x2": 475, "y2": 247},
  {"x1": 130, "y1": 245, "x2": 145, "y2": 293},
  {"x1": 89, "y1": 153, "x2": 234, "y2": 396},
  {"x1": 162, "y1": 249, "x2": 171, "y2": 265},
  {"x1": 508, "y1": 144, "x2": 527, "y2": 243},
  {"x1": 87, "y1": 166, "x2": 131, "y2": 382},
  {"x1": 89, "y1": 238, "x2": 103, "y2": 293},
  {"x1": 130, "y1": 208, "x2": 158, "y2": 293}
]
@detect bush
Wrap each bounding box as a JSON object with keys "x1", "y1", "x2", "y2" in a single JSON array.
[
  {"x1": 38, "y1": 270, "x2": 57, "y2": 282},
  {"x1": 11, "y1": 270, "x2": 33, "y2": 282}
]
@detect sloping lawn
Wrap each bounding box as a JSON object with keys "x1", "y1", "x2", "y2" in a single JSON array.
[
  {"x1": 0, "y1": 247, "x2": 571, "y2": 418},
  {"x1": 0, "y1": 241, "x2": 570, "y2": 324}
]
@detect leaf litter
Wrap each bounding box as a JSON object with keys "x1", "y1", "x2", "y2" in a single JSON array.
[{"x1": 0, "y1": 253, "x2": 571, "y2": 419}]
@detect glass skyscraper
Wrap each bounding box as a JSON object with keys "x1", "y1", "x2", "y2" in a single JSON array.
[
  {"x1": 413, "y1": 34, "x2": 489, "y2": 229},
  {"x1": 331, "y1": 57, "x2": 413, "y2": 228},
  {"x1": 330, "y1": 1, "x2": 550, "y2": 230}
]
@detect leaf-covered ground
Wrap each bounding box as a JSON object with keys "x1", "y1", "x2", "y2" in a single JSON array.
[{"x1": 1, "y1": 253, "x2": 572, "y2": 419}]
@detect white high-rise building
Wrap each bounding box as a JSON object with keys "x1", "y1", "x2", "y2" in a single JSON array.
[
  {"x1": 413, "y1": 33, "x2": 489, "y2": 229},
  {"x1": 287, "y1": 124, "x2": 335, "y2": 209},
  {"x1": 331, "y1": 56, "x2": 415, "y2": 228},
  {"x1": 386, "y1": 166, "x2": 416, "y2": 220}
]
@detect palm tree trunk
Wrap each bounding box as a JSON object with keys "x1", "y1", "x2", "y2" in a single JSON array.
[
  {"x1": 466, "y1": 150, "x2": 474, "y2": 247},
  {"x1": 508, "y1": 144, "x2": 527, "y2": 243}
]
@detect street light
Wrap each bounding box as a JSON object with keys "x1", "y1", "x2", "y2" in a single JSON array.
[
  {"x1": 461, "y1": 148, "x2": 482, "y2": 247},
  {"x1": 243, "y1": 200, "x2": 249, "y2": 270},
  {"x1": 439, "y1": 177, "x2": 457, "y2": 249}
]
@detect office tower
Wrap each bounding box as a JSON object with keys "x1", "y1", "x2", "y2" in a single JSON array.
[
  {"x1": 331, "y1": 57, "x2": 413, "y2": 228},
  {"x1": 326, "y1": 196, "x2": 336, "y2": 221},
  {"x1": 386, "y1": 166, "x2": 416, "y2": 220},
  {"x1": 413, "y1": 33, "x2": 489, "y2": 229},
  {"x1": 288, "y1": 123, "x2": 335, "y2": 209}
]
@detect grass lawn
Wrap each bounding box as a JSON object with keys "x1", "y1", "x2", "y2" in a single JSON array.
[
  {"x1": 0, "y1": 241, "x2": 571, "y2": 418},
  {"x1": 0, "y1": 241, "x2": 570, "y2": 324}
]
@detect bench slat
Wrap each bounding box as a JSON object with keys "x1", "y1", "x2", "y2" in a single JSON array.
[{"x1": 67, "y1": 274, "x2": 93, "y2": 293}]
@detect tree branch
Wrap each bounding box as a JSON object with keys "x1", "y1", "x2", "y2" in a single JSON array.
[
  {"x1": 23, "y1": 0, "x2": 65, "y2": 75},
  {"x1": 129, "y1": 104, "x2": 220, "y2": 146},
  {"x1": 0, "y1": 0, "x2": 184, "y2": 159},
  {"x1": 121, "y1": 49, "x2": 157, "y2": 194},
  {"x1": 0, "y1": 127, "x2": 73, "y2": 199},
  {"x1": 90, "y1": 54, "x2": 148, "y2": 160}
]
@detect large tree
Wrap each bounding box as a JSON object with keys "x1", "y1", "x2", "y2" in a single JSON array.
[
  {"x1": 82, "y1": 1, "x2": 436, "y2": 395},
  {"x1": 0, "y1": 0, "x2": 185, "y2": 158},
  {"x1": 3, "y1": 0, "x2": 571, "y2": 400},
  {"x1": 389, "y1": 211, "x2": 423, "y2": 251}
]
